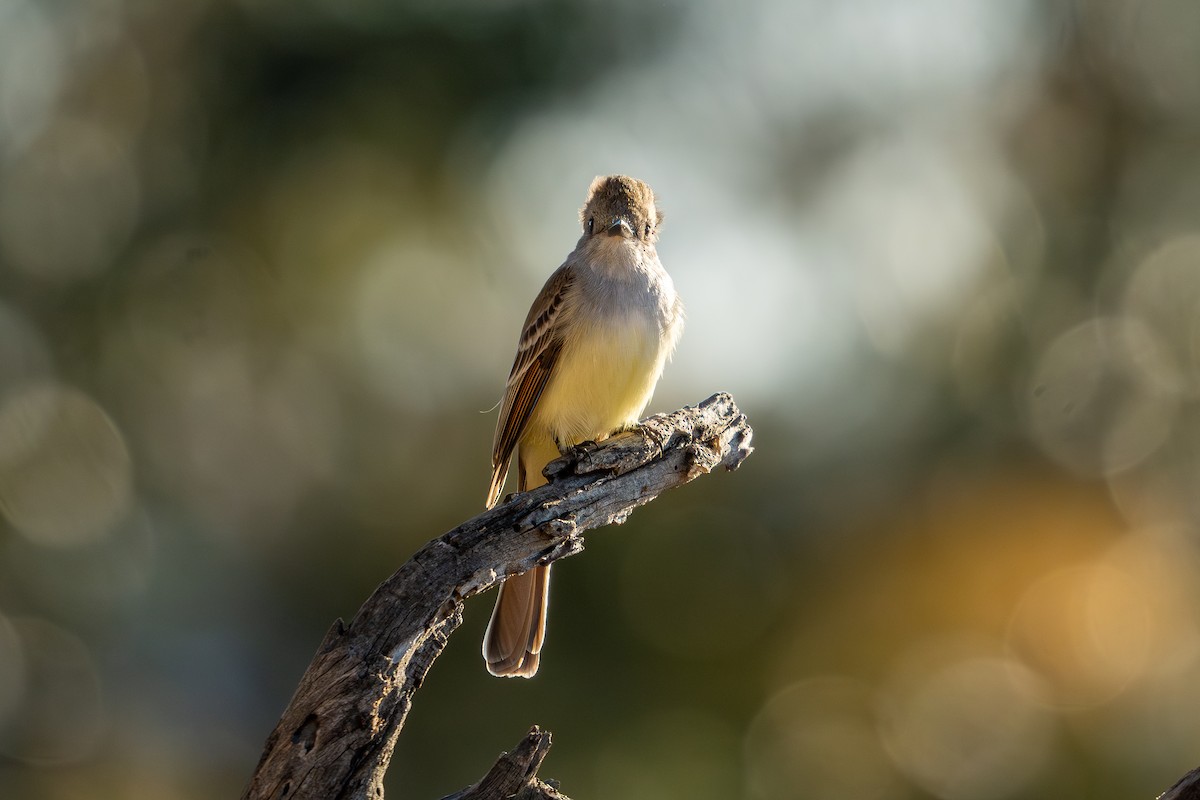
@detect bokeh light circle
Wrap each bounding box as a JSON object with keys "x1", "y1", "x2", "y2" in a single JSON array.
[
  {"x1": 0, "y1": 383, "x2": 133, "y2": 547},
  {"x1": 745, "y1": 676, "x2": 904, "y2": 800},
  {"x1": 880, "y1": 651, "x2": 1055, "y2": 800},
  {"x1": 1027, "y1": 317, "x2": 1176, "y2": 476},
  {"x1": 1120, "y1": 234, "x2": 1200, "y2": 396}
]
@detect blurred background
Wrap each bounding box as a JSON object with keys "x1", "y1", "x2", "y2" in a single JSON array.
[{"x1": 2, "y1": 0, "x2": 1200, "y2": 797}]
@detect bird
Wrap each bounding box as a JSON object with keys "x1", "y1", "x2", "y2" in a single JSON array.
[{"x1": 482, "y1": 174, "x2": 685, "y2": 677}]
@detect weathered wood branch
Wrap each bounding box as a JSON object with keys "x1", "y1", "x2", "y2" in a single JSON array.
[
  {"x1": 439, "y1": 727, "x2": 569, "y2": 800},
  {"x1": 241, "y1": 392, "x2": 754, "y2": 800}
]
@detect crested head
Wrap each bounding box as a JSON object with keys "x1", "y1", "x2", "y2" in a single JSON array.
[{"x1": 579, "y1": 175, "x2": 664, "y2": 244}]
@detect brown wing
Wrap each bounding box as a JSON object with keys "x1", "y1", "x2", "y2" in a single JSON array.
[{"x1": 486, "y1": 266, "x2": 573, "y2": 508}]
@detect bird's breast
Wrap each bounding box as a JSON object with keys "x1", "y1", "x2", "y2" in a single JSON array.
[{"x1": 530, "y1": 294, "x2": 673, "y2": 447}]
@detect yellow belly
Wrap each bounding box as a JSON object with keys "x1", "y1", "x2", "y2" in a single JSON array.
[{"x1": 526, "y1": 314, "x2": 665, "y2": 450}]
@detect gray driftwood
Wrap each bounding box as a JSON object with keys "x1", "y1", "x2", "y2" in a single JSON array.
[{"x1": 241, "y1": 392, "x2": 754, "y2": 800}]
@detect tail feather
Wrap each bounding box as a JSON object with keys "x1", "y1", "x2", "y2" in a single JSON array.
[{"x1": 483, "y1": 564, "x2": 550, "y2": 678}]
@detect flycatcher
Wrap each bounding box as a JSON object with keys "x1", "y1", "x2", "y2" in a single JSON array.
[{"x1": 483, "y1": 175, "x2": 685, "y2": 677}]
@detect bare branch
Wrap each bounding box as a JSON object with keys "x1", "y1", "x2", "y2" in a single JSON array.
[
  {"x1": 439, "y1": 727, "x2": 570, "y2": 800},
  {"x1": 240, "y1": 393, "x2": 753, "y2": 800}
]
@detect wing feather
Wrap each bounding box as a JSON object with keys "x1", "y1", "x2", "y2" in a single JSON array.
[{"x1": 486, "y1": 267, "x2": 573, "y2": 508}]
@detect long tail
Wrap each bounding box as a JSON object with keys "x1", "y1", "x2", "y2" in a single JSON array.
[{"x1": 482, "y1": 564, "x2": 550, "y2": 677}]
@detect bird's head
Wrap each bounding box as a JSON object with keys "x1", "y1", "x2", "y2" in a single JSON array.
[{"x1": 579, "y1": 175, "x2": 663, "y2": 245}]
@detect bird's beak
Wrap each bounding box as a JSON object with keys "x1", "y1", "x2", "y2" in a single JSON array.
[{"x1": 605, "y1": 217, "x2": 634, "y2": 238}]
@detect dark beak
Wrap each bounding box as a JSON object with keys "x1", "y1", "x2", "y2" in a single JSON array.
[{"x1": 605, "y1": 218, "x2": 634, "y2": 238}]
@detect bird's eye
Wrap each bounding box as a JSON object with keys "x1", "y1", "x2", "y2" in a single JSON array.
[
  {"x1": 587, "y1": 217, "x2": 594, "y2": 234},
  {"x1": 644, "y1": 223, "x2": 652, "y2": 237}
]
